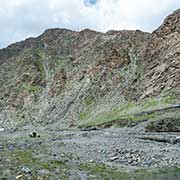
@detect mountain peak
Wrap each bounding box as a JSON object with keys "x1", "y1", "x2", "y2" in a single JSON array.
[{"x1": 153, "y1": 9, "x2": 180, "y2": 37}]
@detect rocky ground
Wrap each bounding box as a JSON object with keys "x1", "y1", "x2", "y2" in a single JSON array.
[{"x1": 1, "y1": 125, "x2": 180, "y2": 179}]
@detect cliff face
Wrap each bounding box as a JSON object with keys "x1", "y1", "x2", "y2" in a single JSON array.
[{"x1": 0, "y1": 9, "x2": 179, "y2": 129}]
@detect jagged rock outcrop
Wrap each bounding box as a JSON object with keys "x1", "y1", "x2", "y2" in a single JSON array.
[
  {"x1": 153, "y1": 9, "x2": 180, "y2": 37},
  {"x1": 0, "y1": 9, "x2": 179, "y2": 129}
]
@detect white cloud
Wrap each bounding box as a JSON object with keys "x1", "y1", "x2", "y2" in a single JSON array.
[
  {"x1": 94, "y1": 0, "x2": 179, "y2": 30},
  {"x1": 0, "y1": 0, "x2": 179, "y2": 48}
]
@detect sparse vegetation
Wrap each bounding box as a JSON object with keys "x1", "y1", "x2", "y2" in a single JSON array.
[
  {"x1": 79, "y1": 112, "x2": 90, "y2": 120},
  {"x1": 79, "y1": 162, "x2": 180, "y2": 180},
  {"x1": 2, "y1": 147, "x2": 180, "y2": 180},
  {"x1": 78, "y1": 95, "x2": 179, "y2": 128},
  {"x1": 83, "y1": 97, "x2": 96, "y2": 106},
  {"x1": 54, "y1": 55, "x2": 69, "y2": 70},
  {"x1": 0, "y1": 148, "x2": 69, "y2": 179},
  {"x1": 24, "y1": 84, "x2": 42, "y2": 93}
]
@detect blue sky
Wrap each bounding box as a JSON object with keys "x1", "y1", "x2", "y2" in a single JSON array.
[
  {"x1": 0, "y1": 0, "x2": 179, "y2": 48},
  {"x1": 85, "y1": 0, "x2": 97, "y2": 5}
]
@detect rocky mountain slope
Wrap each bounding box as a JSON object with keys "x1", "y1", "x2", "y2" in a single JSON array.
[{"x1": 0, "y1": 9, "x2": 179, "y2": 130}]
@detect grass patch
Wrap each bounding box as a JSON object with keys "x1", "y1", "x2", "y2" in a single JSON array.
[
  {"x1": 78, "y1": 94, "x2": 179, "y2": 128},
  {"x1": 141, "y1": 94, "x2": 176, "y2": 111},
  {"x1": 54, "y1": 56, "x2": 69, "y2": 70},
  {"x1": 79, "y1": 162, "x2": 130, "y2": 180},
  {"x1": 78, "y1": 102, "x2": 137, "y2": 127},
  {"x1": 79, "y1": 113, "x2": 156, "y2": 128},
  {"x1": 22, "y1": 48, "x2": 46, "y2": 79},
  {"x1": 79, "y1": 112, "x2": 90, "y2": 121},
  {"x1": 78, "y1": 98, "x2": 96, "y2": 121},
  {"x1": 161, "y1": 94, "x2": 177, "y2": 104},
  {"x1": 30, "y1": 48, "x2": 46, "y2": 79},
  {"x1": 24, "y1": 84, "x2": 42, "y2": 93},
  {"x1": 83, "y1": 97, "x2": 96, "y2": 106},
  {"x1": 79, "y1": 162, "x2": 180, "y2": 180},
  {"x1": 12, "y1": 150, "x2": 37, "y2": 165},
  {"x1": 142, "y1": 98, "x2": 159, "y2": 109},
  {"x1": 33, "y1": 60, "x2": 45, "y2": 79},
  {"x1": 0, "y1": 149, "x2": 69, "y2": 179}
]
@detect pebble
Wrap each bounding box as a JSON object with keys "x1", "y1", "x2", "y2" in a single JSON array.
[
  {"x1": 110, "y1": 156, "x2": 119, "y2": 161},
  {"x1": 15, "y1": 175, "x2": 23, "y2": 179},
  {"x1": 38, "y1": 169, "x2": 50, "y2": 175},
  {"x1": 21, "y1": 166, "x2": 31, "y2": 174},
  {"x1": 29, "y1": 132, "x2": 37, "y2": 138},
  {"x1": 143, "y1": 160, "x2": 153, "y2": 166},
  {"x1": 7, "y1": 144, "x2": 15, "y2": 151},
  {"x1": 0, "y1": 128, "x2": 4, "y2": 132},
  {"x1": 29, "y1": 131, "x2": 40, "y2": 138},
  {"x1": 98, "y1": 150, "x2": 105, "y2": 153},
  {"x1": 61, "y1": 153, "x2": 65, "y2": 157}
]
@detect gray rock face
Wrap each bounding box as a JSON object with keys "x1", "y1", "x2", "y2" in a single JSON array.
[{"x1": 0, "y1": 9, "x2": 179, "y2": 129}]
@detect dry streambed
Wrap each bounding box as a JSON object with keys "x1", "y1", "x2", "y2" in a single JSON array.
[{"x1": 0, "y1": 127, "x2": 180, "y2": 179}]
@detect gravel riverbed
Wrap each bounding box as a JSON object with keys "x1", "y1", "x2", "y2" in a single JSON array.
[{"x1": 1, "y1": 126, "x2": 180, "y2": 179}]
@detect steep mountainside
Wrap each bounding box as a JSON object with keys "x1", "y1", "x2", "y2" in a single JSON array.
[{"x1": 0, "y1": 9, "x2": 179, "y2": 130}]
